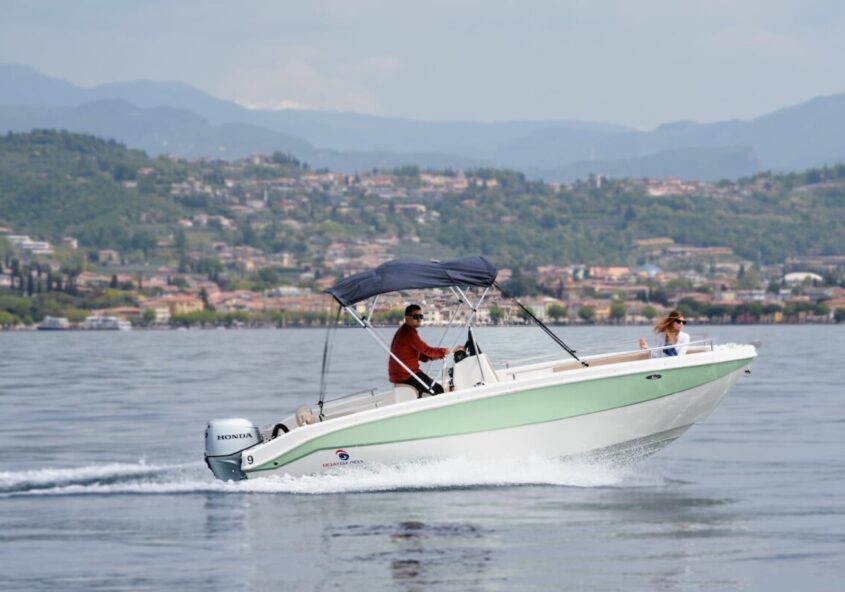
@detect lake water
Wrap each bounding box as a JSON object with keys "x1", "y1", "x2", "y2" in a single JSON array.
[{"x1": 1, "y1": 325, "x2": 843, "y2": 591}]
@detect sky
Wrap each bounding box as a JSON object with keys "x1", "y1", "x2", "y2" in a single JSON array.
[{"x1": 2, "y1": 0, "x2": 845, "y2": 129}]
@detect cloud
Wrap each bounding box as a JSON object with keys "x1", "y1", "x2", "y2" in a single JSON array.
[
  {"x1": 234, "y1": 98, "x2": 310, "y2": 111},
  {"x1": 356, "y1": 55, "x2": 402, "y2": 77},
  {"x1": 226, "y1": 53, "x2": 383, "y2": 113},
  {"x1": 4, "y1": 0, "x2": 845, "y2": 125}
]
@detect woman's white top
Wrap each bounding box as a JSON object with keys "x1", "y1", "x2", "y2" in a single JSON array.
[{"x1": 649, "y1": 331, "x2": 690, "y2": 358}]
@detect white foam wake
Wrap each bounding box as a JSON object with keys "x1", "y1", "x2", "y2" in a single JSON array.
[
  {"x1": 0, "y1": 456, "x2": 666, "y2": 497},
  {"x1": 0, "y1": 460, "x2": 203, "y2": 496},
  {"x1": 232, "y1": 455, "x2": 667, "y2": 494}
]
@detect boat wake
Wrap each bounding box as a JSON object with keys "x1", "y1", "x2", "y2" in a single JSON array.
[
  {"x1": 0, "y1": 455, "x2": 668, "y2": 498},
  {"x1": 0, "y1": 461, "x2": 210, "y2": 497}
]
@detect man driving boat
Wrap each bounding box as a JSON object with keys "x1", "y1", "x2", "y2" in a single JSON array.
[{"x1": 389, "y1": 304, "x2": 463, "y2": 396}]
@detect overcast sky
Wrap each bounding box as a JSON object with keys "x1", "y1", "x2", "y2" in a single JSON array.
[{"x1": 3, "y1": 0, "x2": 844, "y2": 129}]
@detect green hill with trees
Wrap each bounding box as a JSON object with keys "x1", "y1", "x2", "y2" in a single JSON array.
[
  {"x1": 433, "y1": 167, "x2": 845, "y2": 267},
  {"x1": 2, "y1": 130, "x2": 845, "y2": 327},
  {"x1": 2, "y1": 130, "x2": 845, "y2": 271},
  {"x1": 0, "y1": 130, "x2": 187, "y2": 252}
]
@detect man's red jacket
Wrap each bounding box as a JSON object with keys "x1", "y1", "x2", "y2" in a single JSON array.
[{"x1": 388, "y1": 324, "x2": 449, "y2": 383}]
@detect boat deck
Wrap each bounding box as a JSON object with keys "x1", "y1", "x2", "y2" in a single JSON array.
[{"x1": 261, "y1": 342, "x2": 716, "y2": 439}]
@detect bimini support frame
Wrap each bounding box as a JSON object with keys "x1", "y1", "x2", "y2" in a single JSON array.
[
  {"x1": 444, "y1": 286, "x2": 491, "y2": 382},
  {"x1": 316, "y1": 256, "x2": 501, "y2": 414},
  {"x1": 317, "y1": 304, "x2": 342, "y2": 420},
  {"x1": 342, "y1": 304, "x2": 438, "y2": 396},
  {"x1": 493, "y1": 281, "x2": 588, "y2": 368},
  {"x1": 316, "y1": 283, "x2": 495, "y2": 413}
]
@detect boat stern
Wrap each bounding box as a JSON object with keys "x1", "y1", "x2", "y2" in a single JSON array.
[{"x1": 204, "y1": 418, "x2": 260, "y2": 481}]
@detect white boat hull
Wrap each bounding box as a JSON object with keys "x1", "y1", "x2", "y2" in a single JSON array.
[
  {"x1": 256, "y1": 367, "x2": 739, "y2": 475},
  {"x1": 217, "y1": 344, "x2": 754, "y2": 479}
]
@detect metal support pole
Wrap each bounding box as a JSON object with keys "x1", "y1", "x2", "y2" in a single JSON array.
[
  {"x1": 365, "y1": 295, "x2": 379, "y2": 325},
  {"x1": 454, "y1": 286, "x2": 491, "y2": 382},
  {"x1": 344, "y1": 305, "x2": 437, "y2": 395}
]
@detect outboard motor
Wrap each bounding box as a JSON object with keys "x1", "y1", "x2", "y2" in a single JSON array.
[{"x1": 205, "y1": 418, "x2": 261, "y2": 481}]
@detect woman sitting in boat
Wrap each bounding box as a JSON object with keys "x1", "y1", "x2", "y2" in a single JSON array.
[
  {"x1": 639, "y1": 309, "x2": 690, "y2": 357},
  {"x1": 389, "y1": 304, "x2": 463, "y2": 396}
]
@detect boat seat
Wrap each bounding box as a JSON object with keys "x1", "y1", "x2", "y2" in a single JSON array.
[{"x1": 390, "y1": 384, "x2": 419, "y2": 404}]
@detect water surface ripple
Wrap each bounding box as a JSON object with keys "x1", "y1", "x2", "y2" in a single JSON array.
[{"x1": 1, "y1": 325, "x2": 842, "y2": 591}]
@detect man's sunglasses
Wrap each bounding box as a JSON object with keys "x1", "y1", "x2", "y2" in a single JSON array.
[
  {"x1": 674, "y1": 319, "x2": 687, "y2": 325},
  {"x1": 410, "y1": 314, "x2": 424, "y2": 320}
]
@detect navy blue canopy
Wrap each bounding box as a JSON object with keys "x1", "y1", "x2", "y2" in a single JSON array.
[{"x1": 325, "y1": 256, "x2": 498, "y2": 306}]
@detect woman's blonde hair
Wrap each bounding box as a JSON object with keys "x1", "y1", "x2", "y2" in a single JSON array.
[{"x1": 654, "y1": 309, "x2": 685, "y2": 334}]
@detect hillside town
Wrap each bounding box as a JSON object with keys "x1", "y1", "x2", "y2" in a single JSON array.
[{"x1": 2, "y1": 155, "x2": 845, "y2": 329}]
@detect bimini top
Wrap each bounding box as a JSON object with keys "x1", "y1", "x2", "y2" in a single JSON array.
[{"x1": 325, "y1": 256, "x2": 497, "y2": 307}]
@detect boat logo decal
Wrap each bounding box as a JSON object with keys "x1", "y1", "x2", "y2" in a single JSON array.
[
  {"x1": 322, "y1": 449, "x2": 364, "y2": 468},
  {"x1": 645, "y1": 374, "x2": 663, "y2": 381},
  {"x1": 217, "y1": 432, "x2": 254, "y2": 440}
]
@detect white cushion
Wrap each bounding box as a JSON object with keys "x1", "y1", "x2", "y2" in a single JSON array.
[{"x1": 391, "y1": 384, "x2": 419, "y2": 404}]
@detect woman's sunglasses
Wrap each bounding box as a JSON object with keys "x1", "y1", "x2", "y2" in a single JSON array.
[{"x1": 674, "y1": 319, "x2": 687, "y2": 325}]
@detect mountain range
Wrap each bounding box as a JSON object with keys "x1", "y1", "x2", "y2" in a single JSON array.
[{"x1": 3, "y1": 63, "x2": 845, "y2": 181}]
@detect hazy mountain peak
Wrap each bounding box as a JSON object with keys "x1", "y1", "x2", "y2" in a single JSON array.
[
  {"x1": 0, "y1": 62, "x2": 88, "y2": 107},
  {"x1": 3, "y1": 64, "x2": 845, "y2": 181}
]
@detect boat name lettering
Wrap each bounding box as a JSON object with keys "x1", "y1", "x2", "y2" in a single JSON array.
[
  {"x1": 322, "y1": 460, "x2": 365, "y2": 468},
  {"x1": 217, "y1": 433, "x2": 254, "y2": 440}
]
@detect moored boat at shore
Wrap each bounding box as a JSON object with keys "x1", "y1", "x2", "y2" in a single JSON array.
[
  {"x1": 81, "y1": 315, "x2": 132, "y2": 330},
  {"x1": 37, "y1": 316, "x2": 71, "y2": 331}
]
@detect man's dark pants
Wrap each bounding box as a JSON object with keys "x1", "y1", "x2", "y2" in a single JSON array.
[{"x1": 400, "y1": 371, "x2": 444, "y2": 396}]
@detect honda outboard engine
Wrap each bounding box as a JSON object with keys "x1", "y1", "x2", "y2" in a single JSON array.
[{"x1": 205, "y1": 418, "x2": 260, "y2": 481}]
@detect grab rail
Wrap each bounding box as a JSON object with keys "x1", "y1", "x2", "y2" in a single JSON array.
[
  {"x1": 319, "y1": 388, "x2": 380, "y2": 406},
  {"x1": 502, "y1": 336, "x2": 714, "y2": 368},
  {"x1": 499, "y1": 338, "x2": 716, "y2": 376}
]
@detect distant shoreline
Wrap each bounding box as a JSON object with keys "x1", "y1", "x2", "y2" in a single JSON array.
[{"x1": 4, "y1": 319, "x2": 840, "y2": 332}]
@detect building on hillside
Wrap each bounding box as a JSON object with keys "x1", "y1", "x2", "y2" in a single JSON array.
[
  {"x1": 587, "y1": 266, "x2": 632, "y2": 281},
  {"x1": 98, "y1": 307, "x2": 141, "y2": 321},
  {"x1": 139, "y1": 303, "x2": 171, "y2": 325},
  {"x1": 144, "y1": 294, "x2": 204, "y2": 316},
  {"x1": 784, "y1": 255, "x2": 845, "y2": 274},
  {"x1": 98, "y1": 249, "x2": 120, "y2": 264},
  {"x1": 6, "y1": 234, "x2": 54, "y2": 255},
  {"x1": 784, "y1": 272, "x2": 824, "y2": 286},
  {"x1": 77, "y1": 273, "x2": 113, "y2": 289},
  {"x1": 632, "y1": 263, "x2": 663, "y2": 279}
]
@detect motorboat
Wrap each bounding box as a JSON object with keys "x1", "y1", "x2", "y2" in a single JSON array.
[
  {"x1": 205, "y1": 256, "x2": 757, "y2": 481},
  {"x1": 37, "y1": 316, "x2": 71, "y2": 330},
  {"x1": 81, "y1": 315, "x2": 132, "y2": 330}
]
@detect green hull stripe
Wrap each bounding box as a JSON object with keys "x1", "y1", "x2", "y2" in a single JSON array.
[{"x1": 250, "y1": 358, "x2": 750, "y2": 473}]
